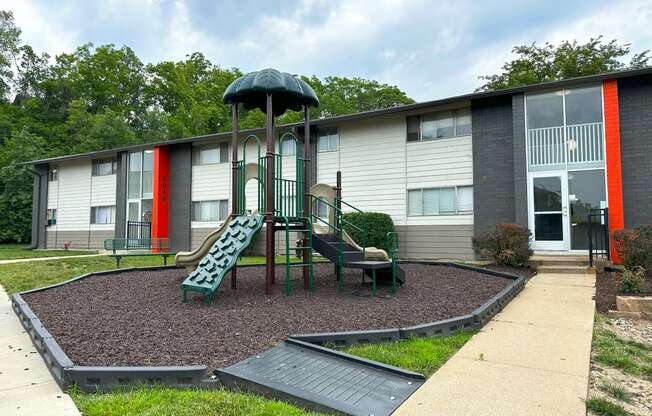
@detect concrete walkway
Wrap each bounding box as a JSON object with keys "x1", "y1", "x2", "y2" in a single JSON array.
[
  {"x1": 395, "y1": 271, "x2": 595, "y2": 416},
  {"x1": 0, "y1": 253, "x2": 103, "y2": 265},
  {"x1": 0, "y1": 286, "x2": 80, "y2": 416}
]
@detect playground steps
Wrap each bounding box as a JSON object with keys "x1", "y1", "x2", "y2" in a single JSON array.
[
  {"x1": 181, "y1": 215, "x2": 264, "y2": 303},
  {"x1": 216, "y1": 338, "x2": 424, "y2": 416},
  {"x1": 312, "y1": 233, "x2": 405, "y2": 285}
]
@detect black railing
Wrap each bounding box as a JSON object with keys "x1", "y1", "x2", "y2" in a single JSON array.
[
  {"x1": 126, "y1": 221, "x2": 152, "y2": 249},
  {"x1": 588, "y1": 208, "x2": 610, "y2": 267}
]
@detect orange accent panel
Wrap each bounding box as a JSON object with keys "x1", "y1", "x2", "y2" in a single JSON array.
[
  {"x1": 603, "y1": 79, "x2": 624, "y2": 264},
  {"x1": 152, "y1": 146, "x2": 170, "y2": 252}
]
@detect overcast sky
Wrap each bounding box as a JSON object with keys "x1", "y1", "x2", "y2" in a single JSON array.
[{"x1": 3, "y1": 0, "x2": 651, "y2": 101}]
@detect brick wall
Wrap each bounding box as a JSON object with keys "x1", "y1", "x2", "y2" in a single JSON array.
[
  {"x1": 617, "y1": 75, "x2": 652, "y2": 228},
  {"x1": 471, "y1": 95, "x2": 516, "y2": 234}
]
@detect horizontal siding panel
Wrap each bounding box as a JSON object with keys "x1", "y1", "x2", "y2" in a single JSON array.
[
  {"x1": 191, "y1": 164, "x2": 230, "y2": 201},
  {"x1": 90, "y1": 175, "x2": 116, "y2": 206},
  {"x1": 395, "y1": 224, "x2": 474, "y2": 260},
  {"x1": 56, "y1": 160, "x2": 92, "y2": 230}
]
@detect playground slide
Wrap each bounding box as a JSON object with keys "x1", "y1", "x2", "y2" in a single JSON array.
[
  {"x1": 175, "y1": 213, "x2": 232, "y2": 268},
  {"x1": 181, "y1": 215, "x2": 264, "y2": 303}
]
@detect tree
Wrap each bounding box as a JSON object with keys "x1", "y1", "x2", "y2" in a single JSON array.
[
  {"x1": 477, "y1": 37, "x2": 650, "y2": 91},
  {"x1": 0, "y1": 10, "x2": 21, "y2": 100}
]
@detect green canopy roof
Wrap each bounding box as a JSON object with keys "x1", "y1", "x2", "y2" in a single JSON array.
[{"x1": 223, "y1": 68, "x2": 319, "y2": 116}]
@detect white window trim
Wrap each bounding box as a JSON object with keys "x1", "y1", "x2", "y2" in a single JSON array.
[
  {"x1": 411, "y1": 108, "x2": 472, "y2": 142},
  {"x1": 191, "y1": 199, "x2": 229, "y2": 223},
  {"x1": 317, "y1": 128, "x2": 339, "y2": 153},
  {"x1": 90, "y1": 205, "x2": 116, "y2": 224},
  {"x1": 407, "y1": 185, "x2": 474, "y2": 216}
]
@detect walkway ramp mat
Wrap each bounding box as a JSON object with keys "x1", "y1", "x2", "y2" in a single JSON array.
[{"x1": 216, "y1": 339, "x2": 425, "y2": 416}]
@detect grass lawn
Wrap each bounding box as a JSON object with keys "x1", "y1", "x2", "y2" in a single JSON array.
[
  {"x1": 0, "y1": 244, "x2": 96, "y2": 260},
  {"x1": 70, "y1": 386, "x2": 322, "y2": 416},
  {"x1": 342, "y1": 331, "x2": 475, "y2": 377},
  {"x1": 592, "y1": 322, "x2": 652, "y2": 379},
  {"x1": 0, "y1": 255, "x2": 282, "y2": 295}
]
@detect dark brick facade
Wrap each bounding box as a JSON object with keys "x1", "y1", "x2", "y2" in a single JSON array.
[
  {"x1": 471, "y1": 95, "x2": 516, "y2": 234},
  {"x1": 618, "y1": 74, "x2": 652, "y2": 228},
  {"x1": 168, "y1": 143, "x2": 192, "y2": 251},
  {"x1": 511, "y1": 93, "x2": 528, "y2": 227}
]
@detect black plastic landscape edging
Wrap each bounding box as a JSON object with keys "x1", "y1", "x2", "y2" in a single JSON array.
[
  {"x1": 12, "y1": 261, "x2": 526, "y2": 394},
  {"x1": 290, "y1": 261, "x2": 526, "y2": 345}
]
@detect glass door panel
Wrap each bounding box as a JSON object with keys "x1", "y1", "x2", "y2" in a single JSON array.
[
  {"x1": 530, "y1": 172, "x2": 569, "y2": 250},
  {"x1": 568, "y1": 170, "x2": 606, "y2": 250}
]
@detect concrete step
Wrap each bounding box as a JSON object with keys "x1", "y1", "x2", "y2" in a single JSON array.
[
  {"x1": 536, "y1": 264, "x2": 590, "y2": 274},
  {"x1": 530, "y1": 255, "x2": 588, "y2": 268}
]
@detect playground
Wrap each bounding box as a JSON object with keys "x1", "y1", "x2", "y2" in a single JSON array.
[{"x1": 21, "y1": 262, "x2": 511, "y2": 370}]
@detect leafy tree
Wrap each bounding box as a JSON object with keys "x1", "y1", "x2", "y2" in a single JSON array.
[
  {"x1": 0, "y1": 10, "x2": 21, "y2": 100},
  {"x1": 478, "y1": 37, "x2": 650, "y2": 91}
]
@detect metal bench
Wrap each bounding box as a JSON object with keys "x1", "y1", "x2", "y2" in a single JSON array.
[{"x1": 103, "y1": 238, "x2": 175, "y2": 268}]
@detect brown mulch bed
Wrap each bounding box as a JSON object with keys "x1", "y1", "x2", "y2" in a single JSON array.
[
  {"x1": 485, "y1": 264, "x2": 537, "y2": 280},
  {"x1": 596, "y1": 269, "x2": 652, "y2": 313},
  {"x1": 23, "y1": 263, "x2": 515, "y2": 370}
]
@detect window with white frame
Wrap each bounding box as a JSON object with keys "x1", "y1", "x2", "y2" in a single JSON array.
[
  {"x1": 193, "y1": 143, "x2": 229, "y2": 165},
  {"x1": 47, "y1": 209, "x2": 56, "y2": 226},
  {"x1": 48, "y1": 168, "x2": 58, "y2": 182},
  {"x1": 92, "y1": 158, "x2": 117, "y2": 176},
  {"x1": 312, "y1": 199, "x2": 329, "y2": 219},
  {"x1": 192, "y1": 200, "x2": 229, "y2": 222},
  {"x1": 318, "y1": 128, "x2": 338, "y2": 152},
  {"x1": 408, "y1": 186, "x2": 473, "y2": 215},
  {"x1": 407, "y1": 108, "x2": 471, "y2": 141},
  {"x1": 127, "y1": 150, "x2": 154, "y2": 224},
  {"x1": 90, "y1": 205, "x2": 115, "y2": 224}
]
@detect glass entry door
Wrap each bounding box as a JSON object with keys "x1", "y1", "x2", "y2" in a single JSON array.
[{"x1": 528, "y1": 171, "x2": 569, "y2": 250}]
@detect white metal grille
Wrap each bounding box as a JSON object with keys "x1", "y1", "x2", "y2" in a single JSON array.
[{"x1": 527, "y1": 122, "x2": 603, "y2": 167}]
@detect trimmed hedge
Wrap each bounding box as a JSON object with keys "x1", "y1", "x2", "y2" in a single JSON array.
[
  {"x1": 613, "y1": 225, "x2": 652, "y2": 274},
  {"x1": 342, "y1": 212, "x2": 395, "y2": 252},
  {"x1": 472, "y1": 223, "x2": 533, "y2": 267}
]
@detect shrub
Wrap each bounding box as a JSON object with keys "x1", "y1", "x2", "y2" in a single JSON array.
[
  {"x1": 342, "y1": 212, "x2": 395, "y2": 252},
  {"x1": 621, "y1": 266, "x2": 646, "y2": 294},
  {"x1": 613, "y1": 225, "x2": 652, "y2": 273},
  {"x1": 472, "y1": 223, "x2": 533, "y2": 267}
]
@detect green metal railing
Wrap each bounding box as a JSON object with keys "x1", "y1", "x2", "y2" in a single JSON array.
[
  {"x1": 385, "y1": 231, "x2": 399, "y2": 293},
  {"x1": 279, "y1": 215, "x2": 314, "y2": 296}
]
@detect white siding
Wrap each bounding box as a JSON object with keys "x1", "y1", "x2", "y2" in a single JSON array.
[
  {"x1": 47, "y1": 178, "x2": 58, "y2": 209},
  {"x1": 90, "y1": 174, "x2": 117, "y2": 231},
  {"x1": 330, "y1": 115, "x2": 407, "y2": 224},
  {"x1": 316, "y1": 149, "x2": 339, "y2": 185},
  {"x1": 54, "y1": 160, "x2": 92, "y2": 231}
]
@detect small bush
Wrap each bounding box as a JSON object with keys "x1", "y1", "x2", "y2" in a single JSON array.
[
  {"x1": 613, "y1": 225, "x2": 652, "y2": 273},
  {"x1": 621, "y1": 266, "x2": 646, "y2": 294},
  {"x1": 472, "y1": 223, "x2": 533, "y2": 267},
  {"x1": 342, "y1": 212, "x2": 395, "y2": 252}
]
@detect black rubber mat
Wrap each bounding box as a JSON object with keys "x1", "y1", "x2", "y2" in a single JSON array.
[{"x1": 216, "y1": 339, "x2": 425, "y2": 416}]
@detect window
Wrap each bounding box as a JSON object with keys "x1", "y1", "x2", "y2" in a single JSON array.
[
  {"x1": 48, "y1": 168, "x2": 58, "y2": 182},
  {"x1": 526, "y1": 91, "x2": 564, "y2": 129},
  {"x1": 92, "y1": 158, "x2": 117, "y2": 176},
  {"x1": 281, "y1": 137, "x2": 297, "y2": 156},
  {"x1": 193, "y1": 143, "x2": 229, "y2": 165},
  {"x1": 192, "y1": 200, "x2": 229, "y2": 222},
  {"x1": 407, "y1": 109, "x2": 472, "y2": 141},
  {"x1": 312, "y1": 199, "x2": 329, "y2": 219},
  {"x1": 142, "y1": 150, "x2": 153, "y2": 198},
  {"x1": 47, "y1": 209, "x2": 56, "y2": 226},
  {"x1": 564, "y1": 86, "x2": 603, "y2": 125},
  {"x1": 318, "y1": 128, "x2": 338, "y2": 152},
  {"x1": 127, "y1": 152, "x2": 142, "y2": 199},
  {"x1": 407, "y1": 186, "x2": 473, "y2": 215},
  {"x1": 91, "y1": 205, "x2": 115, "y2": 224}
]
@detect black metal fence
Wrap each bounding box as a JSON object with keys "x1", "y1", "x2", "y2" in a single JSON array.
[
  {"x1": 126, "y1": 221, "x2": 151, "y2": 249},
  {"x1": 588, "y1": 208, "x2": 610, "y2": 267}
]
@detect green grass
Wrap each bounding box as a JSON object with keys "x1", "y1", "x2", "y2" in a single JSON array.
[
  {"x1": 599, "y1": 382, "x2": 633, "y2": 404},
  {"x1": 0, "y1": 255, "x2": 284, "y2": 295},
  {"x1": 593, "y1": 325, "x2": 652, "y2": 379},
  {"x1": 69, "y1": 386, "x2": 322, "y2": 416},
  {"x1": 586, "y1": 398, "x2": 633, "y2": 416},
  {"x1": 343, "y1": 332, "x2": 475, "y2": 377},
  {"x1": 0, "y1": 244, "x2": 96, "y2": 260}
]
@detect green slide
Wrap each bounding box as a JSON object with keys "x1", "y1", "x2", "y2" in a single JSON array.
[{"x1": 181, "y1": 215, "x2": 264, "y2": 304}]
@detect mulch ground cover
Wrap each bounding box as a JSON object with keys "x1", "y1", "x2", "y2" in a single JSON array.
[
  {"x1": 596, "y1": 269, "x2": 652, "y2": 313},
  {"x1": 23, "y1": 263, "x2": 515, "y2": 370}
]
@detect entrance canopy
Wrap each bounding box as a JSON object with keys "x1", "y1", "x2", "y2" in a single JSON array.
[{"x1": 223, "y1": 68, "x2": 319, "y2": 116}]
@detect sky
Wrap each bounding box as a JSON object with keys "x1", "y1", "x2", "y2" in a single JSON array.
[{"x1": 2, "y1": 0, "x2": 652, "y2": 101}]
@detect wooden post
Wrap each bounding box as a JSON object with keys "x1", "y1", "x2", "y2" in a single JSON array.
[
  {"x1": 265, "y1": 94, "x2": 275, "y2": 295},
  {"x1": 302, "y1": 106, "x2": 311, "y2": 289},
  {"x1": 230, "y1": 103, "x2": 239, "y2": 290}
]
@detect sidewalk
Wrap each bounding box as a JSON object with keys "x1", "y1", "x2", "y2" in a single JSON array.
[
  {"x1": 0, "y1": 285, "x2": 80, "y2": 416},
  {"x1": 0, "y1": 253, "x2": 103, "y2": 265},
  {"x1": 395, "y1": 271, "x2": 595, "y2": 416}
]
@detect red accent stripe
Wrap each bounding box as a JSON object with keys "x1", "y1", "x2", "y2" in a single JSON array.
[
  {"x1": 603, "y1": 80, "x2": 624, "y2": 263},
  {"x1": 152, "y1": 146, "x2": 170, "y2": 252}
]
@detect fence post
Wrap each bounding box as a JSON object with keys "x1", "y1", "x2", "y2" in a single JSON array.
[{"x1": 604, "y1": 207, "x2": 610, "y2": 262}]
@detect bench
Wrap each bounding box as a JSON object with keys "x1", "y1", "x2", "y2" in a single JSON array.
[{"x1": 103, "y1": 238, "x2": 176, "y2": 268}]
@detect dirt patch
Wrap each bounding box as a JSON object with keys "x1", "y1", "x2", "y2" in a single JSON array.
[
  {"x1": 23, "y1": 263, "x2": 514, "y2": 370},
  {"x1": 596, "y1": 270, "x2": 652, "y2": 313}
]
